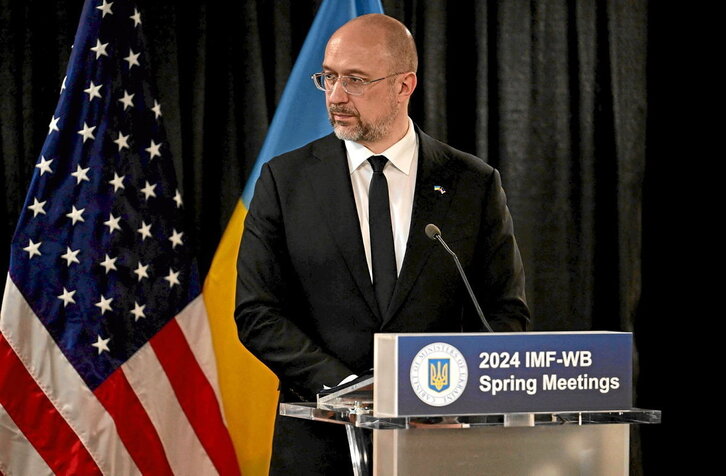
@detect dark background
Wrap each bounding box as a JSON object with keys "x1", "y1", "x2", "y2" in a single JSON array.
[{"x1": 2, "y1": 0, "x2": 684, "y2": 473}]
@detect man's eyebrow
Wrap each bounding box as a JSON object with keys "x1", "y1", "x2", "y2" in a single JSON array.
[{"x1": 321, "y1": 65, "x2": 369, "y2": 77}]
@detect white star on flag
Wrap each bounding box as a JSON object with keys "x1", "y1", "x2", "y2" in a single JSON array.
[
  {"x1": 145, "y1": 140, "x2": 161, "y2": 160},
  {"x1": 134, "y1": 262, "x2": 150, "y2": 281},
  {"x1": 28, "y1": 198, "x2": 47, "y2": 217},
  {"x1": 169, "y1": 229, "x2": 184, "y2": 249},
  {"x1": 61, "y1": 247, "x2": 81, "y2": 267},
  {"x1": 91, "y1": 335, "x2": 111, "y2": 355},
  {"x1": 130, "y1": 8, "x2": 142, "y2": 27},
  {"x1": 113, "y1": 131, "x2": 130, "y2": 151},
  {"x1": 124, "y1": 49, "x2": 140, "y2": 69},
  {"x1": 91, "y1": 39, "x2": 109, "y2": 59},
  {"x1": 66, "y1": 206, "x2": 86, "y2": 225},
  {"x1": 57, "y1": 287, "x2": 76, "y2": 307},
  {"x1": 109, "y1": 172, "x2": 125, "y2": 191},
  {"x1": 164, "y1": 268, "x2": 180, "y2": 288},
  {"x1": 71, "y1": 165, "x2": 90, "y2": 184},
  {"x1": 96, "y1": 0, "x2": 113, "y2": 17},
  {"x1": 141, "y1": 181, "x2": 157, "y2": 200},
  {"x1": 23, "y1": 239, "x2": 42, "y2": 259},
  {"x1": 84, "y1": 81, "x2": 103, "y2": 101},
  {"x1": 77, "y1": 122, "x2": 96, "y2": 142},
  {"x1": 99, "y1": 254, "x2": 118, "y2": 274},
  {"x1": 104, "y1": 214, "x2": 122, "y2": 233},
  {"x1": 35, "y1": 156, "x2": 54, "y2": 175},
  {"x1": 118, "y1": 90, "x2": 134, "y2": 110},
  {"x1": 151, "y1": 100, "x2": 162, "y2": 119},
  {"x1": 173, "y1": 189, "x2": 183, "y2": 208},
  {"x1": 137, "y1": 221, "x2": 152, "y2": 241},
  {"x1": 131, "y1": 302, "x2": 146, "y2": 321},
  {"x1": 95, "y1": 295, "x2": 113, "y2": 315},
  {"x1": 48, "y1": 115, "x2": 60, "y2": 135}
]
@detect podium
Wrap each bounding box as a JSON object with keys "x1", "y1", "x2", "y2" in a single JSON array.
[{"x1": 279, "y1": 332, "x2": 661, "y2": 475}]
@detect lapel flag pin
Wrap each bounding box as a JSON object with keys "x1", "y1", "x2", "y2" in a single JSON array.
[{"x1": 434, "y1": 185, "x2": 447, "y2": 194}]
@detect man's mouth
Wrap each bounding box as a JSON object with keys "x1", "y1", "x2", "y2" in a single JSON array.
[{"x1": 329, "y1": 108, "x2": 357, "y2": 121}]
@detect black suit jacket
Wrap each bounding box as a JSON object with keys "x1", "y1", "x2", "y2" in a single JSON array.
[{"x1": 234, "y1": 127, "x2": 529, "y2": 473}]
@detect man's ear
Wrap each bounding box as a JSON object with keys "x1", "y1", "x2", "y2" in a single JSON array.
[{"x1": 398, "y1": 72, "x2": 417, "y2": 101}]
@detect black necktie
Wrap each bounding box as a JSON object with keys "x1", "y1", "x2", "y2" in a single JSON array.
[{"x1": 368, "y1": 155, "x2": 397, "y2": 317}]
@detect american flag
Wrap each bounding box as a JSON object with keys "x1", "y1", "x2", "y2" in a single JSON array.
[{"x1": 0, "y1": 1, "x2": 240, "y2": 474}]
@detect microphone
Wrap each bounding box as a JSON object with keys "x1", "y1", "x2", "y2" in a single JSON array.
[{"x1": 425, "y1": 224, "x2": 493, "y2": 332}]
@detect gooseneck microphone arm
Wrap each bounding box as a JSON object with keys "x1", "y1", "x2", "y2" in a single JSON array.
[{"x1": 425, "y1": 224, "x2": 494, "y2": 332}]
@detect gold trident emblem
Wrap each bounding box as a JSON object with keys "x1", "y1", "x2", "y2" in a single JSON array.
[{"x1": 429, "y1": 360, "x2": 449, "y2": 391}]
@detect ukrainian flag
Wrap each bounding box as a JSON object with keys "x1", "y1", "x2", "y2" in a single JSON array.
[{"x1": 201, "y1": 0, "x2": 384, "y2": 473}]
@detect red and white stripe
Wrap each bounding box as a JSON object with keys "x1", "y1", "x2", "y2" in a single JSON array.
[
  {"x1": 0, "y1": 277, "x2": 239, "y2": 475},
  {"x1": 0, "y1": 403, "x2": 53, "y2": 475}
]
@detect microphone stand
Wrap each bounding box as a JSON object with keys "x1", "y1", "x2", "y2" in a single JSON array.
[{"x1": 425, "y1": 224, "x2": 493, "y2": 332}]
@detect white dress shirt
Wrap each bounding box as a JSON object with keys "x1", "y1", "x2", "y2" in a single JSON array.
[{"x1": 345, "y1": 118, "x2": 419, "y2": 280}]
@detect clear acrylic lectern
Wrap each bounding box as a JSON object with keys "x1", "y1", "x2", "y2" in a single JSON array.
[{"x1": 280, "y1": 379, "x2": 661, "y2": 476}]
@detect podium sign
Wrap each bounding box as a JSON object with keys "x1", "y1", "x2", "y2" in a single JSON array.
[{"x1": 374, "y1": 332, "x2": 632, "y2": 417}]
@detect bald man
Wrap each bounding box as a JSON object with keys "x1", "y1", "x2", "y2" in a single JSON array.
[{"x1": 235, "y1": 14, "x2": 529, "y2": 474}]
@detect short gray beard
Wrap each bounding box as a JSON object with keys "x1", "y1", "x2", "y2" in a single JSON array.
[
  {"x1": 329, "y1": 87, "x2": 399, "y2": 144},
  {"x1": 331, "y1": 114, "x2": 396, "y2": 143}
]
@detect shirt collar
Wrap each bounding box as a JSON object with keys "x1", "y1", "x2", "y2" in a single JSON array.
[{"x1": 345, "y1": 117, "x2": 417, "y2": 175}]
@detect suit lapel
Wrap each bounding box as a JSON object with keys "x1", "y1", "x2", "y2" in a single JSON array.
[
  {"x1": 302, "y1": 130, "x2": 458, "y2": 324},
  {"x1": 385, "y1": 129, "x2": 457, "y2": 324},
  {"x1": 304, "y1": 135, "x2": 380, "y2": 319}
]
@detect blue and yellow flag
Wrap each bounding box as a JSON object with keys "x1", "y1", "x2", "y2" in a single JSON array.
[{"x1": 202, "y1": 0, "x2": 384, "y2": 474}]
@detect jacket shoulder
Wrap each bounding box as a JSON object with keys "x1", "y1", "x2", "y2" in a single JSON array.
[
  {"x1": 265, "y1": 133, "x2": 341, "y2": 171},
  {"x1": 417, "y1": 128, "x2": 495, "y2": 178}
]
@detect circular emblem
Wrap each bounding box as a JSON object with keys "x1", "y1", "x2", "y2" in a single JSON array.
[{"x1": 410, "y1": 342, "x2": 468, "y2": 407}]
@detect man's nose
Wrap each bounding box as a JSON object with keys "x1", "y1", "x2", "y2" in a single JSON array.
[{"x1": 327, "y1": 79, "x2": 349, "y2": 103}]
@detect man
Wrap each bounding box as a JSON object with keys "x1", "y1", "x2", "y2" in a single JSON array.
[{"x1": 235, "y1": 13, "x2": 529, "y2": 475}]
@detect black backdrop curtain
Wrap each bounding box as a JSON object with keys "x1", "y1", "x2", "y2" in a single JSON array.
[{"x1": 1, "y1": 0, "x2": 670, "y2": 473}]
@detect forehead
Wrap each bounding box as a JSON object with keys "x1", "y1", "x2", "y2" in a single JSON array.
[{"x1": 323, "y1": 29, "x2": 391, "y2": 76}]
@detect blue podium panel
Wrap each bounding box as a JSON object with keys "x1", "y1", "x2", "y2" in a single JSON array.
[{"x1": 374, "y1": 332, "x2": 632, "y2": 417}]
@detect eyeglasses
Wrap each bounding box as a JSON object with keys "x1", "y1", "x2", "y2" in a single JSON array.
[{"x1": 311, "y1": 72, "x2": 405, "y2": 96}]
